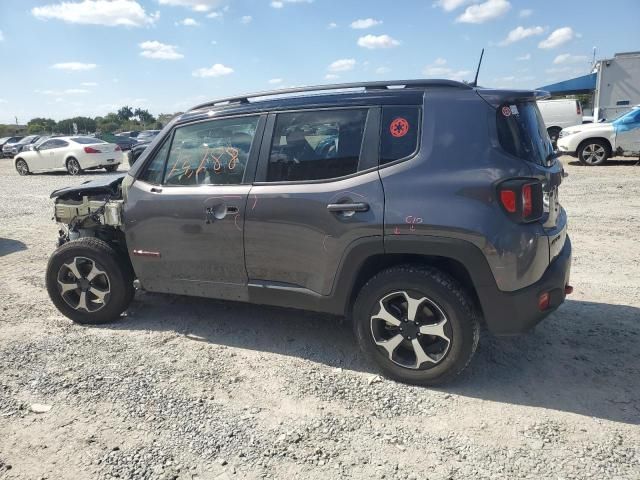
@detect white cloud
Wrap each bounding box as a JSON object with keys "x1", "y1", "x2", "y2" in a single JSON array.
[
  {"x1": 456, "y1": 0, "x2": 510, "y2": 24},
  {"x1": 36, "y1": 88, "x2": 90, "y2": 95},
  {"x1": 270, "y1": 0, "x2": 312, "y2": 7},
  {"x1": 0, "y1": 99, "x2": 7, "y2": 103},
  {"x1": 32, "y1": 0, "x2": 159, "y2": 27},
  {"x1": 328, "y1": 58, "x2": 356, "y2": 72},
  {"x1": 433, "y1": 0, "x2": 470, "y2": 11},
  {"x1": 325, "y1": 74, "x2": 339, "y2": 80},
  {"x1": 81, "y1": 82, "x2": 99, "y2": 86},
  {"x1": 516, "y1": 53, "x2": 531, "y2": 61},
  {"x1": 0, "y1": 30, "x2": 4, "y2": 41},
  {"x1": 423, "y1": 58, "x2": 470, "y2": 81},
  {"x1": 538, "y1": 27, "x2": 575, "y2": 49},
  {"x1": 328, "y1": 22, "x2": 337, "y2": 29},
  {"x1": 192, "y1": 63, "x2": 234, "y2": 78},
  {"x1": 375, "y1": 66, "x2": 391, "y2": 74},
  {"x1": 206, "y1": 11, "x2": 222, "y2": 18},
  {"x1": 519, "y1": 8, "x2": 533, "y2": 17},
  {"x1": 51, "y1": 62, "x2": 97, "y2": 71},
  {"x1": 350, "y1": 18, "x2": 382, "y2": 29},
  {"x1": 241, "y1": 15, "x2": 252, "y2": 24},
  {"x1": 269, "y1": 78, "x2": 283, "y2": 84},
  {"x1": 499, "y1": 25, "x2": 544, "y2": 46},
  {"x1": 139, "y1": 40, "x2": 184, "y2": 60},
  {"x1": 176, "y1": 17, "x2": 199, "y2": 26},
  {"x1": 357, "y1": 34, "x2": 400, "y2": 49},
  {"x1": 553, "y1": 53, "x2": 588, "y2": 64},
  {"x1": 157, "y1": 0, "x2": 222, "y2": 12}
]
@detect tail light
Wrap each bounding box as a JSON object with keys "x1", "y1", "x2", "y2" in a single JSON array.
[
  {"x1": 576, "y1": 102, "x2": 582, "y2": 115},
  {"x1": 115, "y1": 145, "x2": 122, "y2": 151},
  {"x1": 84, "y1": 146, "x2": 101, "y2": 153},
  {"x1": 497, "y1": 179, "x2": 543, "y2": 223}
]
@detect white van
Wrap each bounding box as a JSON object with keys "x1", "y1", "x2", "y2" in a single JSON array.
[{"x1": 537, "y1": 99, "x2": 583, "y2": 146}]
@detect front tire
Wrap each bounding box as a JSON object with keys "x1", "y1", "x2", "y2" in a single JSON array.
[
  {"x1": 578, "y1": 139, "x2": 610, "y2": 166},
  {"x1": 105, "y1": 164, "x2": 119, "y2": 173},
  {"x1": 353, "y1": 265, "x2": 480, "y2": 386},
  {"x1": 15, "y1": 159, "x2": 30, "y2": 176},
  {"x1": 66, "y1": 157, "x2": 82, "y2": 175},
  {"x1": 46, "y1": 238, "x2": 135, "y2": 325}
]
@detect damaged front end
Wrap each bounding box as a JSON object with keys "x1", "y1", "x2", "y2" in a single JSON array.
[{"x1": 51, "y1": 174, "x2": 128, "y2": 248}]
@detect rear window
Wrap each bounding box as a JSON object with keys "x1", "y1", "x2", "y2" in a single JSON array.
[
  {"x1": 380, "y1": 106, "x2": 421, "y2": 164},
  {"x1": 496, "y1": 102, "x2": 554, "y2": 166},
  {"x1": 71, "y1": 137, "x2": 106, "y2": 144}
]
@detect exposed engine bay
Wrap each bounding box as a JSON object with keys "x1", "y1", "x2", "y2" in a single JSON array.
[{"x1": 51, "y1": 173, "x2": 127, "y2": 247}]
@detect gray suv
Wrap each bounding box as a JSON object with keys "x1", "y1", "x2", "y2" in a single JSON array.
[{"x1": 45, "y1": 80, "x2": 572, "y2": 385}]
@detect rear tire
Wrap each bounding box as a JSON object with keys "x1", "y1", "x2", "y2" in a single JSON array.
[
  {"x1": 66, "y1": 157, "x2": 82, "y2": 175},
  {"x1": 15, "y1": 159, "x2": 30, "y2": 176},
  {"x1": 578, "y1": 139, "x2": 610, "y2": 166},
  {"x1": 353, "y1": 265, "x2": 480, "y2": 386},
  {"x1": 105, "y1": 164, "x2": 119, "y2": 173},
  {"x1": 46, "y1": 237, "x2": 135, "y2": 325}
]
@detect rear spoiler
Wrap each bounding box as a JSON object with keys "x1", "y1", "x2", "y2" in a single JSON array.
[{"x1": 475, "y1": 88, "x2": 551, "y2": 108}]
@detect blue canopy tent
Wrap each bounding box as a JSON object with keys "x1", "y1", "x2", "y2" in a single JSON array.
[{"x1": 537, "y1": 73, "x2": 597, "y2": 95}]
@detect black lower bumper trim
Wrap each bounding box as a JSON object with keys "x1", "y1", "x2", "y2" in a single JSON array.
[{"x1": 480, "y1": 235, "x2": 572, "y2": 335}]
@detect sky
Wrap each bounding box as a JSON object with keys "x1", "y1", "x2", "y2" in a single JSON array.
[{"x1": 0, "y1": 0, "x2": 639, "y2": 124}]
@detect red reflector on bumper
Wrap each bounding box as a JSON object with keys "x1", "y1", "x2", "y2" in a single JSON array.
[{"x1": 538, "y1": 292, "x2": 550, "y2": 311}]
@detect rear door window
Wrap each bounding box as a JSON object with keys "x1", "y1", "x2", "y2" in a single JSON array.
[
  {"x1": 380, "y1": 106, "x2": 420, "y2": 165},
  {"x1": 496, "y1": 102, "x2": 554, "y2": 166},
  {"x1": 267, "y1": 109, "x2": 368, "y2": 182}
]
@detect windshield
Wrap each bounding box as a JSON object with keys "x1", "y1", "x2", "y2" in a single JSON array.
[
  {"x1": 496, "y1": 101, "x2": 555, "y2": 166},
  {"x1": 611, "y1": 107, "x2": 640, "y2": 124},
  {"x1": 18, "y1": 135, "x2": 38, "y2": 145}
]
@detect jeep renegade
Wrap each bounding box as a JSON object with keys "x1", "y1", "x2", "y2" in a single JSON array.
[{"x1": 45, "y1": 79, "x2": 572, "y2": 385}]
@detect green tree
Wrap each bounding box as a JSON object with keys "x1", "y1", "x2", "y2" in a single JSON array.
[
  {"x1": 56, "y1": 116, "x2": 96, "y2": 134},
  {"x1": 117, "y1": 106, "x2": 133, "y2": 122},
  {"x1": 27, "y1": 117, "x2": 57, "y2": 134}
]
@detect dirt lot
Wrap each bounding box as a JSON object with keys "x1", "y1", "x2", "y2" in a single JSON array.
[{"x1": 0, "y1": 156, "x2": 639, "y2": 480}]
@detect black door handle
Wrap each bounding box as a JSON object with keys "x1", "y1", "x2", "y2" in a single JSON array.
[{"x1": 327, "y1": 202, "x2": 369, "y2": 213}]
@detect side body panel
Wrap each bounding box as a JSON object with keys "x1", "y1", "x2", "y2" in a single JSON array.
[{"x1": 380, "y1": 89, "x2": 550, "y2": 292}]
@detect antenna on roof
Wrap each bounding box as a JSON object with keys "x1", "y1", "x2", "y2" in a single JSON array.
[{"x1": 470, "y1": 48, "x2": 485, "y2": 87}]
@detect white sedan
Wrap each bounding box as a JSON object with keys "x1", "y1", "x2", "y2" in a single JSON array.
[
  {"x1": 557, "y1": 105, "x2": 640, "y2": 165},
  {"x1": 13, "y1": 136, "x2": 123, "y2": 176}
]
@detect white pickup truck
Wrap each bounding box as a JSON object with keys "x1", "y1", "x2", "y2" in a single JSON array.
[{"x1": 557, "y1": 105, "x2": 640, "y2": 165}]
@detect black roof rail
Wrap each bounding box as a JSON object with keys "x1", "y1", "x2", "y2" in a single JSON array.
[{"x1": 188, "y1": 79, "x2": 472, "y2": 112}]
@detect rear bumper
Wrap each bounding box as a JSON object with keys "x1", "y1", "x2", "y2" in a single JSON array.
[{"x1": 480, "y1": 235, "x2": 572, "y2": 335}]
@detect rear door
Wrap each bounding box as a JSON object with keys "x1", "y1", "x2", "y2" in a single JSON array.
[
  {"x1": 495, "y1": 100, "x2": 566, "y2": 258},
  {"x1": 124, "y1": 114, "x2": 265, "y2": 300},
  {"x1": 244, "y1": 107, "x2": 383, "y2": 296}
]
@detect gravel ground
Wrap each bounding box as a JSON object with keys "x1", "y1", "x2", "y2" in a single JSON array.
[{"x1": 0, "y1": 155, "x2": 639, "y2": 480}]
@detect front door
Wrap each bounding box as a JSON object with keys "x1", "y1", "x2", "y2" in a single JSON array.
[
  {"x1": 614, "y1": 108, "x2": 640, "y2": 154},
  {"x1": 244, "y1": 107, "x2": 384, "y2": 297},
  {"x1": 124, "y1": 114, "x2": 265, "y2": 301}
]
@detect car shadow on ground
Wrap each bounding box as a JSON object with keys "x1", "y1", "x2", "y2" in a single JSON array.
[
  {"x1": 567, "y1": 159, "x2": 640, "y2": 166},
  {"x1": 109, "y1": 295, "x2": 640, "y2": 425},
  {"x1": 0, "y1": 238, "x2": 27, "y2": 257}
]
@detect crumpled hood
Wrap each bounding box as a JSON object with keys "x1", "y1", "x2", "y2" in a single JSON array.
[{"x1": 50, "y1": 173, "x2": 126, "y2": 200}]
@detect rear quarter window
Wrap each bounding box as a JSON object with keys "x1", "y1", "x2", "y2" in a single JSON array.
[
  {"x1": 380, "y1": 106, "x2": 420, "y2": 165},
  {"x1": 496, "y1": 102, "x2": 554, "y2": 166}
]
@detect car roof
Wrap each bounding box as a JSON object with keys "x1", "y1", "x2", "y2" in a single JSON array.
[{"x1": 176, "y1": 79, "x2": 473, "y2": 124}]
